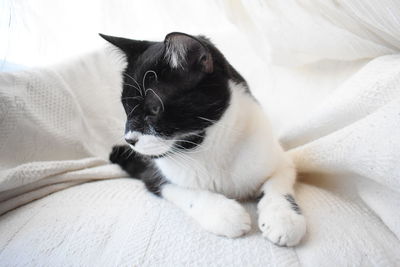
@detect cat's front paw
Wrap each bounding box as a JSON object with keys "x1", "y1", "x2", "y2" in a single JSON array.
[
  {"x1": 196, "y1": 197, "x2": 251, "y2": 238},
  {"x1": 109, "y1": 145, "x2": 132, "y2": 164},
  {"x1": 258, "y1": 203, "x2": 306, "y2": 246}
]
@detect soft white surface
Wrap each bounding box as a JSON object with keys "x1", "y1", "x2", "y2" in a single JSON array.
[{"x1": 1, "y1": 0, "x2": 400, "y2": 266}]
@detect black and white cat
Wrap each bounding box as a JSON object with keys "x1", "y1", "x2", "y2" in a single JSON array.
[{"x1": 101, "y1": 32, "x2": 306, "y2": 246}]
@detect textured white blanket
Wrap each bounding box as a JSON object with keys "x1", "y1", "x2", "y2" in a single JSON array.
[{"x1": 1, "y1": 0, "x2": 400, "y2": 266}]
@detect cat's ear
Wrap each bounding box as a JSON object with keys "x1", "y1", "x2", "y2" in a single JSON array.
[
  {"x1": 99, "y1": 33, "x2": 150, "y2": 59},
  {"x1": 164, "y1": 32, "x2": 213, "y2": 73}
]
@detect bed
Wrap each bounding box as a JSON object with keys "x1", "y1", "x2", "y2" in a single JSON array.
[{"x1": 1, "y1": 0, "x2": 400, "y2": 266}]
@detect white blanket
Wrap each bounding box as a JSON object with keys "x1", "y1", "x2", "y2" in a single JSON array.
[{"x1": 1, "y1": 0, "x2": 400, "y2": 266}]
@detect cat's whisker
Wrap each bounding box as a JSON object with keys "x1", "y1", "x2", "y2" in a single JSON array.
[
  {"x1": 197, "y1": 116, "x2": 241, "y2": 134},
  {"x1": 165, "y1": 153, "x2": 185, "y2": 170},
  {"x1": 145, "y1": 88, "x2": 165, "y2": 111},
  {"x1": 172, "y1": 139, "x2": 202, "y2": 146},
  {"x1": 172, "y1": 139, "x2": 211, "y2": 152},
  {"x1": 171, "y1": 150, "x2": 211, "y2": 182},
  {"x1": 164, "y1": 152, "x2": 193, "y2": 176},
  {"x1": 122, "y1": 82, "x2": 140, "y2": 91},
  {"x1": 121, "y1": 96, "x2": 144, "y2": 101},
  {"x1": 169, "y1": 151, "x2": 201, "y2": 175},
  {"x1": 147, "y1": 70, "x2": 158, "y2": 82},
  {"x1": 173, "y1": 140, "x2": 229, "y2": 177},
  {"x1": 176, "y1": 130, "x2": 205, "y2": 138},
  {"x1": 173, "y1": 143, "x2": 209, "y2": 154},
  {"x1": 123, "y1": 83, "x2": 143, "y2": 96},
  {"x1": 123, "y1": 73, "x2": 143, "y2": 93},
  {"x1": 171, "y1": 148, "x2": 207, "y2": 170},
  {"x1": 181, "y1": 132, "x2": 203, "y2": 138},
  {"x1": 127, "y1": 148, "x2": 137, "y2": 159},
  {"x1": 175, "y1": 150, "x2": 229, "y2": 177},
  {"x1": 122, "y1": 146, "x2": 133, "y2": 158},
  {"x1": 164, "y1": 153, "x2": 205, "y2": 182},
  {"x1": 142, "y1": 70, "x2": 158, "y2": 96},
  {"x1": 197, "y1": 116, "x2": 221, "y2": 124},
  {"x1": 127, "y1": 103, "x2": 140, "y2": 117},
  {"x1": 142, "y1": 71, "x2": 149, "y2": 95}
]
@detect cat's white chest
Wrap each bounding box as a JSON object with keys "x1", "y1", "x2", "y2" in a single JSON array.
[
  {"x1": 156, "y1": 155, "x2": 224, "y2": 191},
  {"x1": 155, "y1": 131, "x2": 277, "y2": 199},
  {"x1": 156, "y1": 149, "x2": 232, "y2": 190},
  {"x1": 155, "y1": 156, "x2": 241, "y2": 198},
  {"x1": 155, "y1": 83, "x2": 279, "y2": 199}
]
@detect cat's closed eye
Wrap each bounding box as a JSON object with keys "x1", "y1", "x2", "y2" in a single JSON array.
[{"x1": 147, "y1": 104, "x2": 161, "y2": 117}]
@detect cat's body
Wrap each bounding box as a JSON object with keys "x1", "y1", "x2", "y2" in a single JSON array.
[
  {"x1": 155, "y1": 81, "x2": 279, "y2": 200},
  {"x1": 101, "y1": 32, "x2": 306, "y2": 246}
]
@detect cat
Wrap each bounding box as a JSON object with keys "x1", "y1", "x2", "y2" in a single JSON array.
[{"x1": 100, "y1": 32, "x2": 306, "y2": 246}]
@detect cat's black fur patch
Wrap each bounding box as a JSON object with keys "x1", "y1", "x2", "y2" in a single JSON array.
[
  {"x1": 284, "y1": 194, "x2": 302, "y2": 215},
  {"x1": 109, "y1": 145, "x2": 166, "y2": 196}
]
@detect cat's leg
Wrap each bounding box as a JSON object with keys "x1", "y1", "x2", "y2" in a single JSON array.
[
  {"x1": 161, "y1": 184, "x2": 251, "y2": 238},
  {"x1": 110, "y1": 145, "x2": 166, "y2": 195},
  {"x1": 257, "y1": 157, "x2": 306, "y2": 246},
  {"x1": 110, "y1": 145, "x2": 251, "y2": 238}
]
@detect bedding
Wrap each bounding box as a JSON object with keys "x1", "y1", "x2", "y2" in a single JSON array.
[{"x1": 1, "y1": 0, "x2": 400, "y2": 266}]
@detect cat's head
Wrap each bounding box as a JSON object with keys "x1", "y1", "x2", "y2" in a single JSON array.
[{"x1": 100, "y1": 32, "x2": 246, "y2": 157}]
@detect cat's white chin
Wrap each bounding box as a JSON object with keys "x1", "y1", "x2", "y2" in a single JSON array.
[
  {"x1": 126, "y1": 131, "x2": 174, "y2": 156},
  {"x1": 130, "y1": 142, "x2": 173, "y2": 156}
]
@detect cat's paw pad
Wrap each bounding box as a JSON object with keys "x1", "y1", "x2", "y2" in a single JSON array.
[
  {"x1": 258, "y1": 205, "x2": 306, "y2": 246},
  {"x1": 197, "y1": 198, "x2": 251, "y2": 238}
]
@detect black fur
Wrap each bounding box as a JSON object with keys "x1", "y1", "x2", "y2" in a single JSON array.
[{"x1": 284, "y1": 194, "x2": 302, "y2": 215}]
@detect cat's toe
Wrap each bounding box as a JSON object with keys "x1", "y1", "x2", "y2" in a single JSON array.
[{"x1": 258, "y1": 206, "x2": 306, "y2": 246}]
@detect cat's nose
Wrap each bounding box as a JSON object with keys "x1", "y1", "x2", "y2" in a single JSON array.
[{"x1": 125, "y1": 137, "x2": 138, "y2": 146}]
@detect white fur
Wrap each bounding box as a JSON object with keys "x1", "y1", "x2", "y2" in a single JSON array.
[
  {"x1": 164, "y1": 42, "x2": 187, "y2": 69},
  {"x1": 162, "y1": 184, "x2": 251, "y2": 238},
  {"x1": 258, "y1": 199, "x2": 306, "y2": 246},
  {"x1": 125, "y1": 131, "x2": 174, "y2": 156},
  {"x1": 133, "y1": 81, "x2": 306, "y2": 245}
]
